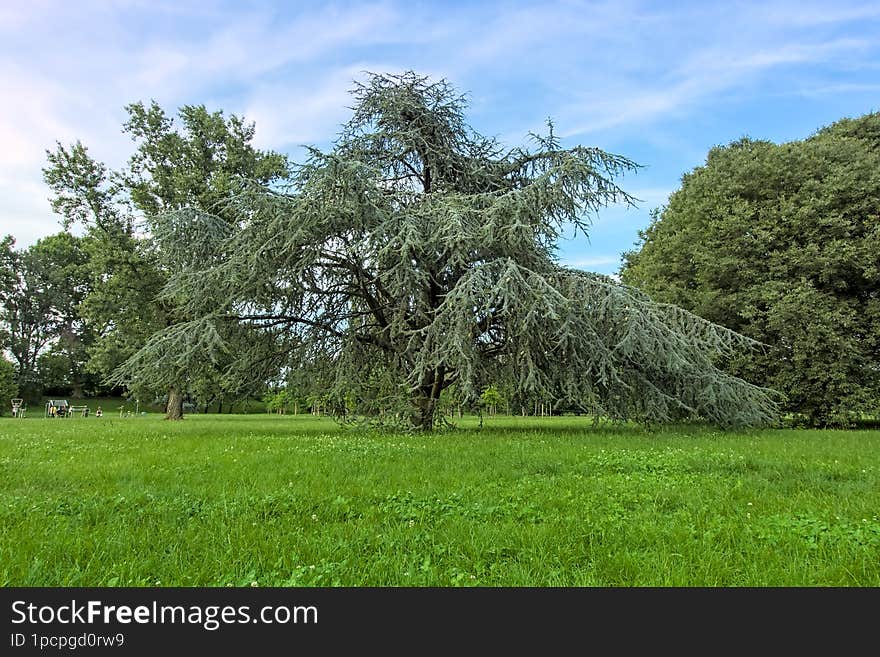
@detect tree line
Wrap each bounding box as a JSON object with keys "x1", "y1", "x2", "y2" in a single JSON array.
[{"x1": 1, "y1": 72, "x2": 875, "y2": 427}]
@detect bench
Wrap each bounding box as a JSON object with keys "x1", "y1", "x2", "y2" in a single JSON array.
[{"x1": 67, "y1": 405, "x2": 90, "y2": 418}]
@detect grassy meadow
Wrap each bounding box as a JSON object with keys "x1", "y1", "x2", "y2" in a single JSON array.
[{"x1": 0, "y1": 413, "x2": 878, "y2": 586}]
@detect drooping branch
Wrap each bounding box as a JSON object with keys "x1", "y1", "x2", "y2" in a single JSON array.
[{"x1": 116, "y1": 71, "x2": 780, "y2": 430}]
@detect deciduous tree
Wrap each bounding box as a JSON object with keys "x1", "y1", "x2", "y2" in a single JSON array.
[
  {"x1": 44, "y1": 104, "x2": 288, "y2": 418},
  {"x1": 0, "y1": 234, "x2": 92, "y2": 399},
  {"x1": 621, "y1": 114, "x2": 880, "y2": 426}
]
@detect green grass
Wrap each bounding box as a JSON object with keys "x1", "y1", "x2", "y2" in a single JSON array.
[{"x1": 1, "y1": 414, "x2": 878, "y2": 586}]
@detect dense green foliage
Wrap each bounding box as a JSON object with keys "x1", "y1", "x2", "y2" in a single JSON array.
[
  {"x1": 0, "y1": 236, "x2": 50, "y2": 399},
  {"x1": 1, "y1": 415, "x2": 878, "y2": 585},
  {"x1": 0, "y1": 357, "x2": 17, "y2": 413},
  {"x1": 621, "y1": 113, "x2": 880, "y2": 426},
  {"x1": 119, "y1": 72, "x2": 778, "y2": 430},
  {"x1": 0, "y1": 233, "x2": 96, "y2": 400}
]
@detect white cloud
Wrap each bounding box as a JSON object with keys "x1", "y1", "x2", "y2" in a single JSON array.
[
  {"x1": 559, "y1": 36, "x2": 874, "y2": 137},
  {"x1": 795, "y1": 82, "x2": 880, "y2": 97},
  {"x1": 243, "y1": 68, "x2": 364, "y2": 151},
  {"x1": 561, "y1": 255, "x2": 621, "y2": 269},
  {"x1": 0, "y1": 179, "x2": 61, "y2": 245},
  {"x1": 0, "y1": 67, "x2": 127, "y2": 246},
  {"x1": 121, "y1": 4, "x2": 403, "y2": 100},
  {"x1": 757, "y1": 1, "x2": 880, "y2": 27}
]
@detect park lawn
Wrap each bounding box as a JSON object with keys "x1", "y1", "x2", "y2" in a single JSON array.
[{"x1": 0, "y1": 414, "x2": 877, "y2": 586}]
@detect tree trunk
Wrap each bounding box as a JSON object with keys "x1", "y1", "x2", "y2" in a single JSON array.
[
  {"x1": 412, "y1": 391, "x2": 438, "y2": 431},
  {"x1": 165, "y1": 386, "x2": 184, "y2": 420},
  {"x1": 411, "y1": 367, "x2": 445, "y2": 431}
]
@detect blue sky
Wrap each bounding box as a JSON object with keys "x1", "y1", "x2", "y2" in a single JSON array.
[{"x1": 1, "y1": 0, "x2": 878, "y2": 274}]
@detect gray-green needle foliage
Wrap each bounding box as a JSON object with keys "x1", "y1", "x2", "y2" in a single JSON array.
[{"x1": 116, "y1": 72, "x2": 779, "y2": 430}]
